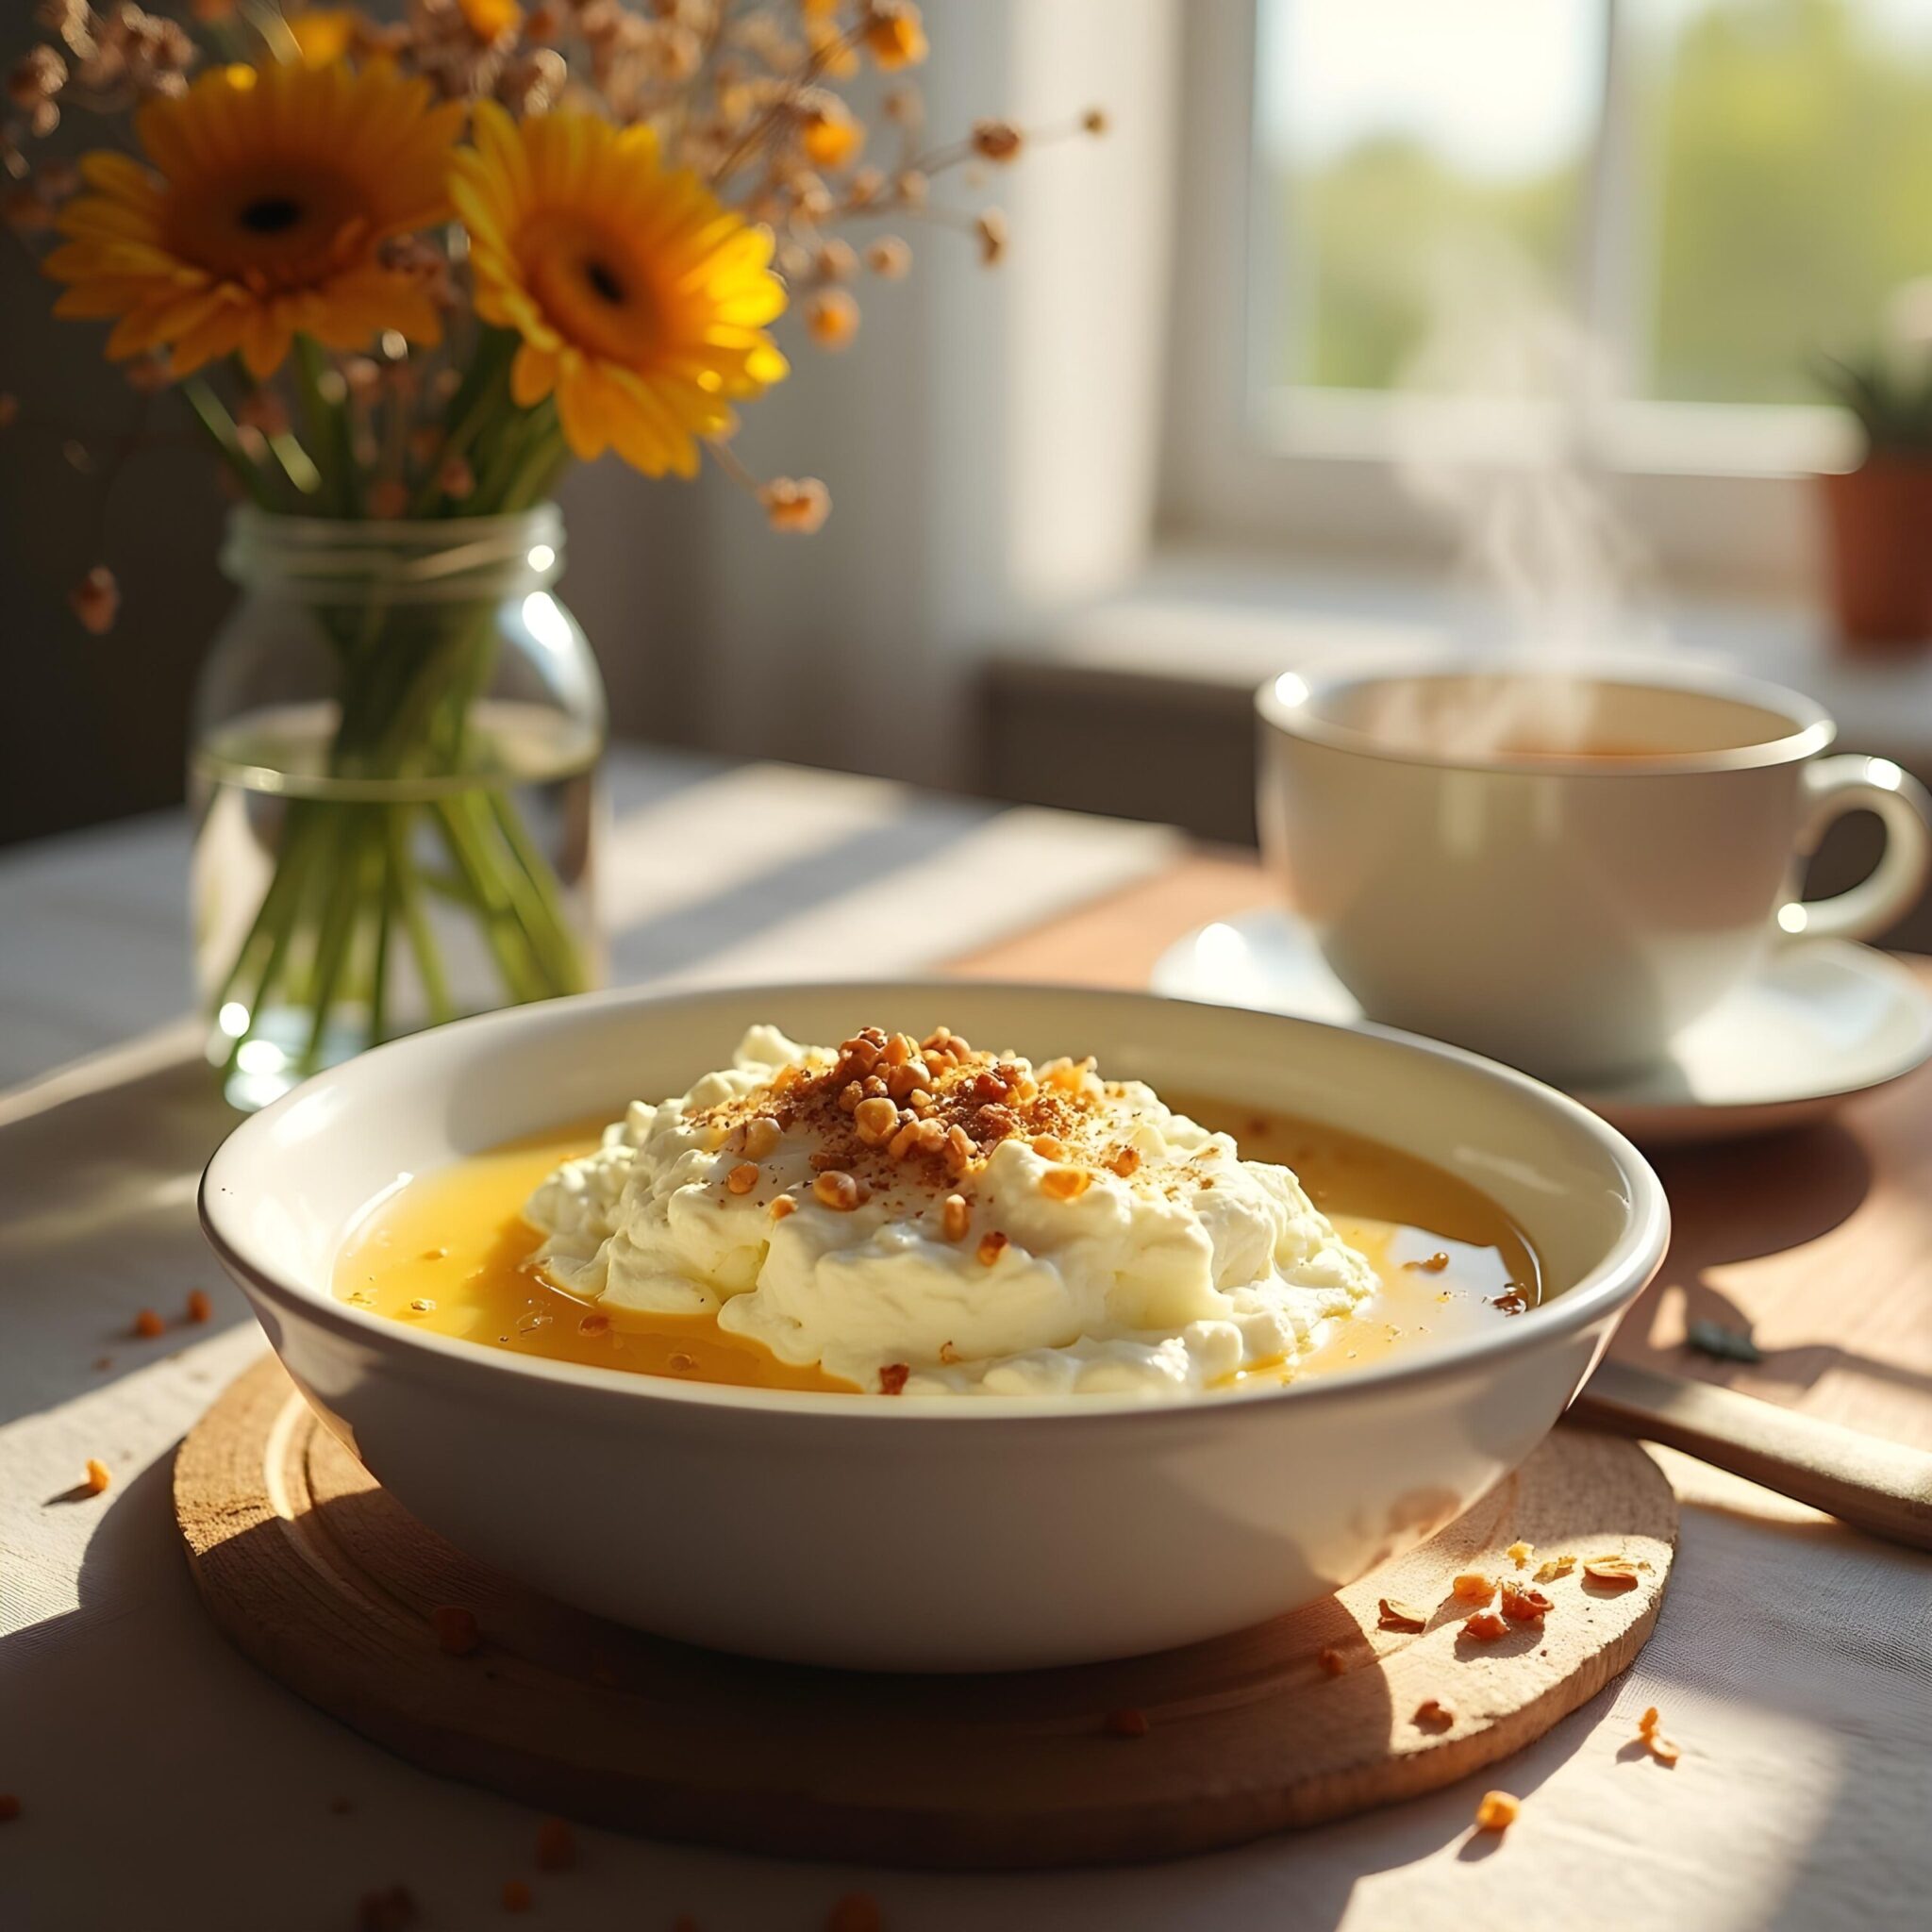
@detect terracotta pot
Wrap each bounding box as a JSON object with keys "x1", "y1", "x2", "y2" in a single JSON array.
[{"x1": 1818, "y1": 456, "x2": 1932, "y2": 650}]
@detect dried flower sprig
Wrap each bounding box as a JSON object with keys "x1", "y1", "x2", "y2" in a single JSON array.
[{"x1": 4, "y1": 1, "x2": 1106, "y2": 613}]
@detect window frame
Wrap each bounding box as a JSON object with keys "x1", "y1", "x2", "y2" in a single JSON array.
[{"x1": 1158, "y1": 0, "x2": 1859, "y2": 595}]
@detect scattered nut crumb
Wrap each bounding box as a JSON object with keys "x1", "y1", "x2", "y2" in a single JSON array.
[
  {"x1": 825, "y1": 1893, "x2": 883, "y2": 1932},
  {"x1": 431, "y1": 1605, "x2": 479, "y2": 1656},
  {"x1": 976, "y1": 1231, "x2": 1008, "y2": 1267},
  {"x1": 407, "y1": 1298, "x2": 436, "y2": 1314},
  {"x1": 878, "y1": 1363, "x2": 909, "y2": 1396},
  {"x1": 1500, "y1": 1583, "x2": 1553, "y2": 1623},
  {"x1": 1507, "y1": 1541, "x2": 1534, "y2": 1568},
  {"x1": 1534, "y1": 1554, "x2": 1577, "y2": 1582},
  {"x1": 1474, "y1": 1790, "x2": 1520, "y2": 1832},
  {"x1": 1451, "y1": 1572, "x2": 1496, "y2": 1605},
  {"x1": 1041, "y1": 1166, "x2": 1091, "y2": 1200},
  {"x1": 1583, "y1": 1555, "x2": 1644, "y2": 1590},
  {"x1": 771, "y1": 1194, "x2": 796, "y2": 1220},
  {"x1": 941, "y1": 1193, "x2": 970, "y2": 1241},
  {"x1": 1104, "y1": 1707, "x2": 1150, "y2": 1738},
  {"x1": 1377, "y1": 1597, "x2": 1428, "y2": 1632},
  {"x1": 133, "y1": 1308, "x2": 164, "y2": 1339},
  {"x1": 1461, "y1": 1610, "x2": 1508, "y2": 1642},
  {"x1": 501, "y1": 1877, "x2": 532, "y2": 1912},
  {"x1": 1636, "y1": 1705, "x2": 1682, "y2": 1765},
  {"x1": 1317, "y1": 1646, "x2": 1347, "y2": 1677},
  {"x1": 534, "y1": 1816, "x2": 575, "y2": 1870},
  {"x1": 0, "y1": 1793, "x2": 20, "y2": 1822},
  {"x1": 1403, "y1": 1251, "x2": 1450, "y2": 1274},
  {"x1": 1413, "y1": 1698, "x2": 1454, "y2": 1730},
  {"x1": 725, "y1": 1161, "x2": 760, "y2": 1195},
  {"x1": 185, "y1": 1289, "x2": 212, "y2": 1324},
  {"x1": 84, "y1": 1457, "x2": 111, "y2": 1494},
  {"x1": 578, "y1": 1312, "x2": 609, "y2": 1336}
]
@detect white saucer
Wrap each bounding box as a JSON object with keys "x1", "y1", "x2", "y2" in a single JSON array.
[{"x1": 1151, "y1": 908, "x2": 1932, "y2": 1144}]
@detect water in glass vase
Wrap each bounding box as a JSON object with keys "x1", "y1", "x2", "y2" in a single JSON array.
[
  {"x1": 192, "y1": 699, "x2": 602, "y2": 1111},
  {"x1": 192, "y1": 504, "x2": 608, "y2": 1110}
]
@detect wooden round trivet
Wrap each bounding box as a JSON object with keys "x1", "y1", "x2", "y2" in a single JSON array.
[{"x1": 175, "y1": 1357, "x2": 1676, "y2": 1869}]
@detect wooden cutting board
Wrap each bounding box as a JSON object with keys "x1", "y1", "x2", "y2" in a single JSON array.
[{"x1": 174, "y1": 1357, "x2": 1677, "y2": 1869}]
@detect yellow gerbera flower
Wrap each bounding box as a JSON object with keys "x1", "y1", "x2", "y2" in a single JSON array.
[
  {"x1": 44, "y1": 60, "x2": 463, "y2": 381},
  {"x1": 451, "y1": 104, "x2": 790, "y2": 476}
]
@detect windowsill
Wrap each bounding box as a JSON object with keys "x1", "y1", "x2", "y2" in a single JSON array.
[{"x1": 980, "y1": 542, "x2": 1932, "y2": 843}]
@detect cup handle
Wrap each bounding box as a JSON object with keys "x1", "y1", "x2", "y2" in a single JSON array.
[{"x1": 1780, "y1": 755, "x2": 1932, "y2": 943}]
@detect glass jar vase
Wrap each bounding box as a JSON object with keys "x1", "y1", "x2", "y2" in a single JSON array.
[{"x1": 192, "y1": 505, "x2": 607, "y2": 1109}]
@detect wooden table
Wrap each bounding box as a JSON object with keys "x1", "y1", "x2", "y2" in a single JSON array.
[
  {"x1": 956, "y1": 853, "x2": 1932, "y2": 1455},
  {"x1": 6, "y1": 790, "x2": 1929, "y2": 1932}
]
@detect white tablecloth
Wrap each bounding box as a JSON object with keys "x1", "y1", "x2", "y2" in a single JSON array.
[{"x1": 2, "y1": 753, "x2": 1926, "y2": 1931}]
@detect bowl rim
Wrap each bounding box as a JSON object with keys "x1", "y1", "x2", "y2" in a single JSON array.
[
  {"x1": 1254, "y1": 644, "x2": 1837, "y2": 777},
  {"x1": 200, "y1": 977, "x2": 1671, "y2": 1428}
]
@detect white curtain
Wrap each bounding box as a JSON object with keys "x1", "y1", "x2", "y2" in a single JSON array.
[{"x1": 560, "y1": 0, "x2": 1182, "y2": 790}]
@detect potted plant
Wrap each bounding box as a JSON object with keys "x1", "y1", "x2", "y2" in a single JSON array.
[{"x1": 1815, "y1": 284, "x2": 1932, "y2": 648}]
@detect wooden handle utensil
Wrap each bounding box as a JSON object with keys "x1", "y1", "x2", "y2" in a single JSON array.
[{"x1": 1574, "y1": 1358, "x2": 1932, "y2": 1553}]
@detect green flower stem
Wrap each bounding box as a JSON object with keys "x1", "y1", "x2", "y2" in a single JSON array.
[
  {"x1": 181, "y1": 378, "x2": 278, "y2": 508},
  {"x1": 389, "y1": 814, "x2": 458, "y2": 1026},
  {"x1": 293, "y1": 336, "x2": 360, "y2": 518}
]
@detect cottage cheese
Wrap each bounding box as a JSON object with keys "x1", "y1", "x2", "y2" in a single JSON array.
[{"x1": 525, "y1": 1024, "x2": 1375, "y2": 1398}]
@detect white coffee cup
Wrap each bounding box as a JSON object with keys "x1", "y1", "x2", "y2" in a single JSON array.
[{"x1": 1255, "y1": 652, "x2": 1932, "y2": 1081}]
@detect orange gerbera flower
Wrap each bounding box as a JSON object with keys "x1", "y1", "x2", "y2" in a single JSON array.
[
  {"x1": 451, "y1": 104, "x2": 789, "y2": 475},
  {"x1": 44, "y1": 59, "x2": 462, "y2": 380}
]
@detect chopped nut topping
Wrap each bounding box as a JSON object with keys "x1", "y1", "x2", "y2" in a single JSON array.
[
  {"x1": 1500, "y1": 1583, "x2": 1553, "y2": 1623},
  {"x1": 84, "y1": 1457, "x2": 110, "y2": 1494},
  {"x1": 534, "y1": 1817, "x2": 575, "y2": 1871},
  {"x1": 1032, "y1": 1134, "x2": 1067, "y2": 1159},
  {"x1": 1534, "y1": 1554, "x2": 1577, "y2": 1582},
  {"x1": 185, "y1": 1289, "x2": 212, "y2": 1324},
  {"x1": 133, "y1": 1308, "x2": 164, "y2": 1339},
  {"x1": 853, "y1": 1095, "x2": 901, "y2": 1144},
  {"x1": 976, "y1": 1231, "x2": 1009, "y2": 1267},
  {"x1": 1413, "y1": 1698, "x2": 1454, "y2": 1730},
  {"x1": 1451, "y1": 1572, "x2": 1496, "y2": 1605},
  {"x1": 1507, "y1": 1541, "x2": 1534, "y2": 1568},
  {"x1": 1317, "y1": 1645, "x2": 1347, "y2": 1677},
  {"x1": 1403, "y1": 1251, "x2": 1451, "y2": 1274},
  {"x1": 1041, "y1": 1167, "x2": 1091, "y2": 1201},
  {"x1": 1111, "y1": 1145, "x2": 1141, "y2": 1177},
  {"x1": 1103, "y1": 1707, "x2": 1150, "y2": 1738},
  {"x1": 578, "y1": 1313, "x2": 609, "y2": 1336},
  {"x1": 431, "y1": 1605, "x2": 479, "y2": 1656},
  {"x1": 878, "y1": 1362, "x2": 909, "y2": 1395},
  {"x1": 1492, "y1": 1290, "x2": 1529, "y2": 1314},
  {"x1": 1461, "y1": 1610, "x2": 1508, "y2": 1642},
  {"x1": 771, "y1": 1194, "x2": 797, "y2": 1220},
  {"x1": 1474, "y1": 1790, "x2": 1520, "y2": 1832},
  {"x1": 941, "y1": 1193, "x2": 971, "y2": 1241},
  {"x1": 743, "y1": 1115, "x2": 782, "y2": 1158},
  {"x1": 813, "y1": 1171, "x2": 866, "y2": 1210},
  {"x1": 838, "y1": 1081, "x2": 864, "y2": 1113},
  {"x1": 408, "y1": 1298, "x2": 436, "y2": 1314},
  {"x1": 725, "y1": 1161, "x2": 760, "y2": 1195},
  {"x1": 1377, "y1": 1597, "x2": 1428, "y2": 1633}
]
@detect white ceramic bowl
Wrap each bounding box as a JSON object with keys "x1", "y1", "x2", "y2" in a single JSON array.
[{"x1": 201, "y1": 982, "x2": 1668, "y2": 1673}]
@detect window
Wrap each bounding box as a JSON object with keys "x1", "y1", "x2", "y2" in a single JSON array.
[{"x1": 1162, "y1": 0, "x2": 1932, "y2": 588}]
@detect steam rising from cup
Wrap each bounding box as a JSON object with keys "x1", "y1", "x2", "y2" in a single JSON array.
[{"x1": 1365, "y1": 233, "x2": 1661, "y2": 758}]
